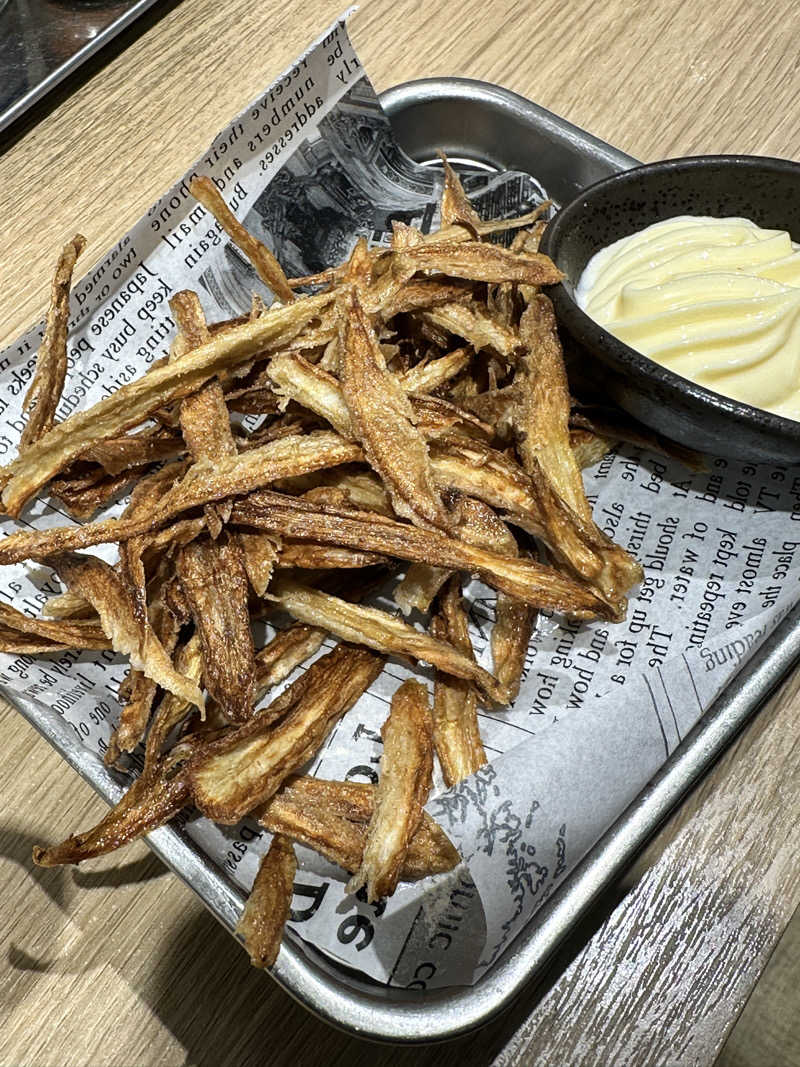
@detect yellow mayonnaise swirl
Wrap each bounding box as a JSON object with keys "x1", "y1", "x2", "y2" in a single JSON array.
[{"x1": 575, "y1": 216, "x2": 800, "y2": 420}]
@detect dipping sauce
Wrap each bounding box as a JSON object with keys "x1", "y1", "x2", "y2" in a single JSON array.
[{"x1": 575, "y1": 216, "x2": 800, "y2": 420}]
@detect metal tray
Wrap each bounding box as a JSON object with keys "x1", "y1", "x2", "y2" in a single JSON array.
[{"x1": 9, "y1": 77, "x2": 800, "y2": 1044}]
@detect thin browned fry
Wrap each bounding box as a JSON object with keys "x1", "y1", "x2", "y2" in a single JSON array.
[
  {"x1": 267, "y1": 576, "x2": 507, "y2": 703},
  {"x1": 430, "y1": 577, "x2": 487, "y2": 786},
  {"x1": 460, "y1": 385, "x2": 517, "y2": 442},
  {"x1": 230, "y1": 490, "x2": 613, "y2": 619},
  {"x1": 238, "y1": 532, "x2": 280, "y2": 596},
  {"x1": 190, "y1": 176, "x2": 294, "y2": 304},
  {"x1": 439, "y1": 154, "x2": 481, "y2": 234},
  {"x1": 258, "y1": 776, "x2": 459, "y2": 880},
  {"x1": 340, "y1": 287, "x2": 450, "y2": 529},
  {"x1": 0, "y1": 431, "x2": 362, "y2": 565},
  {"x1": 19, "y1": 235, "x2": 86, "y2": 451},
  {"x1": 189, "y1": 644, "x2": 383, "y2": 823},
  {"x1": 569, "y1": 407, "x2": 707, "y2": 471},
  {"x1": 0, "y1": 603, "x2": 110, "y2": 650},
  {"x1": 516, "y1": 294, "x2": 592, "y2": 521},
  {"x1": 171, "y1": 289, "x2": 239, "y2": 537},
  {"x1": 422, "y1": 304, "x2": 519, "y2": 359},
  {"x1": 32, "y1": 763, "x2": 191, "y2": 866},
  {"x1": 177, "y1": 534, "x2": 256, "y2": 723},
  {"x1": 48, "y1": 551, "x2": 204, "y2": 710},
  {"x1": 236, "y1": 833, "x2": 296, "y2": 968},
  {"x1": 278, "y1": 541, "x2": 389, "y2": 569},
  {"x1": 347, "y1": 679, "x2": 433, "y2": 901},
  {"x1": 378, "y1": 278, "x2": 475, "y2": 320},
  {"x1": 570, "y1": 427, "x2": 614, "y2": 469},
  {"x1": 397, "y1": 241, "x2": 563, "y2": 287},
  {"x1": 82, "y1": 426, "x2": 185, "y2": 475},
  {"x1": 252, "y1": 624, "x2": 327, "y2": 706},
  {"x1": 0, "y1": 292, "x2": 332, "y2": 516},
  {"x1": 492, "y1": 590, "x2": 536, "y2": 705},
  {"x1": 142, "y1": 632, "x2": 204, "y2": 780},
  {"x1": 396, "y1": 347, "x2": 471, "y2": 395}
]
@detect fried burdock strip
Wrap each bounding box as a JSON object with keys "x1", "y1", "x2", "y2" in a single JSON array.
[
  {"x1": 230, "y1": 491, "x2": 612, "y2": 619},
  {"x1": 177, "y1": 534, "x2": 256, "y2": 723},
  {"x1": 277, "y1": 541, "x2": 389, "y2": 569},
  {"x1": 439, "y1": 154, "x2": 481, "y2": 234},
  {"x1": 347, "y1": 679, "x2": 433, "y2": 901},
  {"x1": 569, "y1": 407, "x2": 707, "y2": 471},
  {"x1": 340, "y1": 287, "x2": 450, "y2": 530},
  {"x1": 236, "y1": 833, "x2": 296, "y2": 968},
  {"x1": 82, "y1": 426, "x2": 185, "y2": 475},
  {"x1": 0, "y1": 432, "x2": 362, "y2": 565},
  {"x1": 189, "y1": 176, "x2": 294, "y2": 304},
  {"x1": 189, "y1": 644, "x2": 383, "y2": 824},
  {"x1": 47, "y1": 551, "x2": 203, "y2": 710},
  {"x1": 397, "y1": 241, "x2": 563, "y2": 287},
  {"x1": 170, "y1": 289, "x2": 238, "y2": 537},
  {"x1": 32, "y1": 761, "x2": 191, "y2": 867},
  {"x1": 0, "y1": 292, "x2": 332, "y2": 516},
  {"x1": 396, "y1": 347, "x2": 471, "y2": 395},
  {"x1": 515, "y1": 294, "x2": 593, "y2": 522},
  {"x1": 0, "y1": 602, "x2": 110, "y2": 650},
  {"x1": 258, "y1": 776, "x2": 459, "y2": 881},
  {"x1": 570, "y1": 427, "x2": 614, "y2": 469},
  {"x1": 252, "y1": 624, "x2": 327, "y2": 706},
  {"x1": 238, "y1": 532, "x2": 280, "y2": 596},
  {"x1": 267, "y1": 576, "x2": 507, "y2": 704},
  {"x1": 141, "y1": 632, "x2": 203, "y2": 781},
  {"x1": 422, "y1": 304, "x2": 519, "y2": 360},
  {"x1": 19, "y1": 235, "x2": 86, "y2": 452},
  {"x1": 430, "y1": 577, "x2": 487, "y2": 786}
]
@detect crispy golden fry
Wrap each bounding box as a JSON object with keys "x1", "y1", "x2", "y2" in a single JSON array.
[
  {"x1": 396, "y1": 347, "x2": 471, "y2": 395},
  {"x1": 19, "y1": 235, "x2": 86, "y2": 451},
  {"x1": 516, "y1": 295, "x2": 592, "y2": 521},
  {"x1": 397, "y1": 241, "x2": 563, "y2": 287},
  {"x1": 422, "y1": 304, "x2": 519, "y2": 360},
  {"x1": 48, "y1": 551, "x2": 204, "y2": 710},
  {"x1": 379, "y1": 278, "x2": 475, "y2": 319},
  {"x1": 259, "y1": 776, "x2": 458, "y2": 880},
  {"x1": 347, "y1": 679, "x2": 433, "y2": 901},
  {"x1": 236, "y1": 833, "x2": 296, "y2": 968},
  {"x1": 0, "y1": 292, "x2": 331, "y2": 516},
  {"x1": 410, "y1": 394, "x2": 492, "y2": 441},
  {"x1": 41, "y1": 589, "x2": 94, "y2": 619},
  {"x1": 105, "y1": 592, "x2": 182, "y2": 763},
  {"x1": 569, "y1": 407, "x2": 707, "y2": 471},
  {"x1": 190, "y1": 176, "x2": 294, "y2": 304},
  {"x1": 252, "y1": 624, "x2": 327, "y2": 706},
  {"x1": 439, "y1": 155, "x2": 481, "y2": 234},
  {"x1": 278, "y1": 541, "x2": 389, "y2": 569},
  {"x1": 177, "y1": 534, "x2": 256, "y2": 723},
  {"x1": 231, "y1": 490, "x2": 612, "y2": 619},
  {"x1": 492, "y1": 589, "x2": 536, "y2": 705},
  {"x1": 189, "y1": 644, "x2": 383, "y2": 823},
  {"x1": 340, "y1": 287, "x2": 450, "y2": 530},
  {"x1": 0, "y1": 432, "x2": 361, "y2": 565},
  {"x1": 48, "y1": 463, "x2": 141, "y2": 521},
  {"x1": 171, "y1": 289, "x2": 239, "y2": 537},
  {"x1": 32, "y1": 762, "x2": 191, "y2": 866},
  {"x1": 142, "y1": 632, "x2": 204, "y2": 780},
  {"x1": 570, "y1": 427, "x2": 614, "y2": 469},
  {"x1": 460, "y1": 385, "x2": 517, "y2": 442},
  {"x1": 430, "y1": 578, "x2": 487, "y2": 786},
  {"x1": 238, "y1": 532, "x2": 280, "y2": 596},
  {"x1": 83, "y1": 426, "x2": 184, "y2": 475},
  {"x1": 268, "y1": 352, "x2": 353, "y2": 438},
  {"x1": 267, "y1": 576, "x2": 506, "y2": 703},
  {"x1": 0, "y1": 602, "x2": 110, "y2": 651}
]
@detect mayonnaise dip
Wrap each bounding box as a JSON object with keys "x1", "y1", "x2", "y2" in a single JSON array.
[{"x1": 575, "y1": 216, "x2": 800, "y2": 420}]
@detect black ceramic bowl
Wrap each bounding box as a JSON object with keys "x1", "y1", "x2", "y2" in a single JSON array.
[{"x1": 539, "y1": 155, "x2": 800, "y2": 464}]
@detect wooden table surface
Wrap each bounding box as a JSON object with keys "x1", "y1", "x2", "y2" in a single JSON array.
[{"x1": 1, "y1": 1, "x2": 799, "y2": 1065}]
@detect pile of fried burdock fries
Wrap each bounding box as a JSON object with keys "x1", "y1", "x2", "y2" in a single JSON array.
[{"x1": 0, "y1": 160, "x2": 693, "y2": 968}]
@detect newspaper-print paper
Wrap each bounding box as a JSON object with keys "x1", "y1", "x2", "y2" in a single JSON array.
[{"x1": 2, "y1": 14, "x2": 799, "y2": 990}]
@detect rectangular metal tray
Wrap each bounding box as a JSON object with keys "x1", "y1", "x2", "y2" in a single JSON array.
[{"x1": 9, "y1": 77, "x2": 800, "y2": 1043}]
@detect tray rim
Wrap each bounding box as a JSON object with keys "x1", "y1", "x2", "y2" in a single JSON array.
[{"x1": 7, "y1": 75, "x2": 800, "y2": 1044}]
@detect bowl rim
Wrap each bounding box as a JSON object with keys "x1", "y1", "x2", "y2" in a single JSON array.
[{"x1": 539, "y1": 153, "x2": 800, "y2": 443}]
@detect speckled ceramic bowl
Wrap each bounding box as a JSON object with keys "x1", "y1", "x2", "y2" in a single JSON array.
[{"x1": 539, "y1": 155, "x2": 800, "y2": 464}]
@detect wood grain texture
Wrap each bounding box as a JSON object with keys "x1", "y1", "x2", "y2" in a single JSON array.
[
  {"x1": 494, "y1": 670, "x2": 800, "y2": 1067},
  {"x1": 0, "y1": 0, "x2": 799, "y2": 1064}
]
